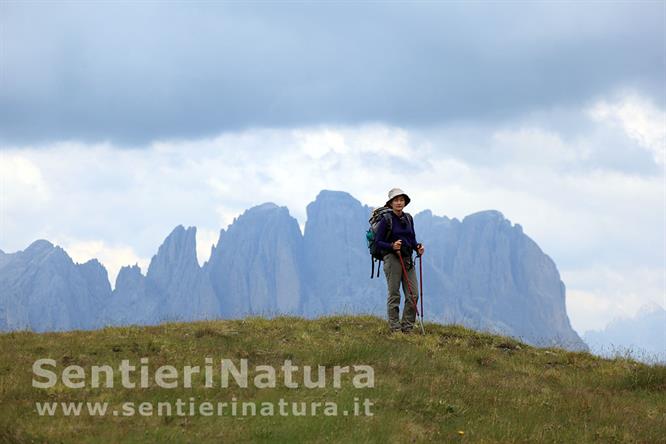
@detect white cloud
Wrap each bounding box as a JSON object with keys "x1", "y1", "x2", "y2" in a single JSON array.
[
  {"x1": 564, "y1": 266, "x2": 666, "y2": 333},
  {"x1": 589, "y1": 92, "x2": 666, "y2": 166},
  {"x1": 566, "y1": 289, "x2": 614, "y2": 332},
  {"x1": 0, "y1": 153, "x2": 53, "y2": 249},
  {"x1": 491, "y1": 127, "x2": 581, "y2": 166},
  {"x1": 294, "y1": 128, "x2": 348, "y2": 159},
  {"x1": 195, "y1": 228, "x2": 218, "y2": 266},
  {"x1": 0, "y1": 153, "x2": 51, "y2": 205}
]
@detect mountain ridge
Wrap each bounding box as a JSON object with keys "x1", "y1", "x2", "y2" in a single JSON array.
[{"x1": 0, "y1": 190, "x2": 586, "y2": 351}]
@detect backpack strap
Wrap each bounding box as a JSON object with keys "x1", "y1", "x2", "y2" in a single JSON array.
[
  {"x1": 383, "y1": 211, "x2": 393, "y2": 242},
  {"x1": 404, "y1": 212, "x2": 414, "y2": 231}
]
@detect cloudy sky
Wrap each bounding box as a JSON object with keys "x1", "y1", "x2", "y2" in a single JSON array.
[{"x1": 1, "y1": 2, "x2": 664, "y2": 336}]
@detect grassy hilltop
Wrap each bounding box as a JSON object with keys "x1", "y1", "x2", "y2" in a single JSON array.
[{"x1": 0, "y1": 316, "x2": 664, "y2": 443}]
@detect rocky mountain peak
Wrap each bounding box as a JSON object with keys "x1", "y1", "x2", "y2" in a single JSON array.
[
  {"x1": 23, "y1": 239, "x2": 55, "y2": 258},
  {"x1": 207, "y1": 201, "x2": 303, "y2": 317},
  {"x1": 147, "y1": 225, "x2": 199, "y2": 283},
  {"x1": 233, "y1": 202, "x2": 289, "y2": 225},
  {"x1": 463, "y1": 210, "x2": 508, "y2": 225},
  {"x1": 115, "y1": 264, "x2": 144, "y2": 292},
  {"x1": 304, "y1": 189, "x2": 367, "y2": 238}
]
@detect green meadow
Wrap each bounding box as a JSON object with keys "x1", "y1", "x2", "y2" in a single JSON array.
[{"x1": 1, "y1": 315, "x2": 664, "y2": 443}]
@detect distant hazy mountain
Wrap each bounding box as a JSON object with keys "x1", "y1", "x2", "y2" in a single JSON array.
[
  {"x1": 206, "y1": 202, "x2": 303, "y2": 317},
  {"x1": 302, "y1": 191, "x2": 383, "y2": 315},
  {"x1": 415, "y1": 208, "x2": 583, "y2": 350},
  {"x1": 0, "y1": 190, "x2": 586, "y2": 351},
  {"x1": 102, "y1": 225, "x2": 219, "y2": 326},
  {"x1": 0, "y1": 240, "x2": 110, "y2": 332},
  {"x1": 584, "y1": 303, "x2": 666, "y2": 364}
]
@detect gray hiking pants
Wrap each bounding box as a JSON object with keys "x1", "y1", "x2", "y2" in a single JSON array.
[{"x1": 383, "y1": 252, "x2": 419, "y2": 331}]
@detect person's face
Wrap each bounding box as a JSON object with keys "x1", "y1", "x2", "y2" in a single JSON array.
[{"x1": 391, "y1": 195, "x2": 406, "y2": 211}]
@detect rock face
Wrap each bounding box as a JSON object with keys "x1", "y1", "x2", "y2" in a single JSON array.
[
  {"x1": 102, "y1": 264, "x2": 157, "y2": 326},
  {"x1": 415, "y1": 210, "x2": 584, "y2": 349},
  {"x1": 145, "y1": 225, "x2": 219, "y2": 322},
  {"x1": 0, "y1": 240, "x2": 110, "y2": 332},
  {"x1": 0, "y1": 249, "x2": 10, "y2": 270},
  {"x1": 302, "y1": 190, "x2": 385, "y2": 316},
  {"x1": 0, "y1": 190, "x2": 587, "y2": 351},
  {"x1": 206, "y1": 203, "x2": 303, "y2": 317},
  {"x1": 104, "y1": 226, "x2": 220, "y2": 325}
]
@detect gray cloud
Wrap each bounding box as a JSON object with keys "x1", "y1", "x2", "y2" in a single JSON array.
[{"x1": 1, "y1": 2, "x2": 664, "y2": 145}]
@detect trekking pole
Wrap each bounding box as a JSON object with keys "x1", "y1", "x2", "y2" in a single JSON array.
[
  {"x1": 397, "y1": 253, "x2": 426, "y2": 335},
  {"x1": 418, "y1": 253, "x2": 424, "y2": 327}
]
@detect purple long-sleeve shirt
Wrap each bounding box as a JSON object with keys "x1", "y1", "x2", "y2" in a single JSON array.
[{"x1": 375, "y1": 211, "x2": 419, "y2": 253}]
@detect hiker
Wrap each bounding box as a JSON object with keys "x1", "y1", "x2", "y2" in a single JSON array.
[{"x1": 374, "y1": 188, "x2": 425, "y2": 333}]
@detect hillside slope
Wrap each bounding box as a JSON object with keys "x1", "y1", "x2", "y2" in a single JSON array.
[{"x1": 0, "y1": 316, "x2": 663, "y2": 443}]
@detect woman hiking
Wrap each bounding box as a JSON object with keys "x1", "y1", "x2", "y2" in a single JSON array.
[{"x1": 374, "y1": 188, "x2": 425, "y2": 333}]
